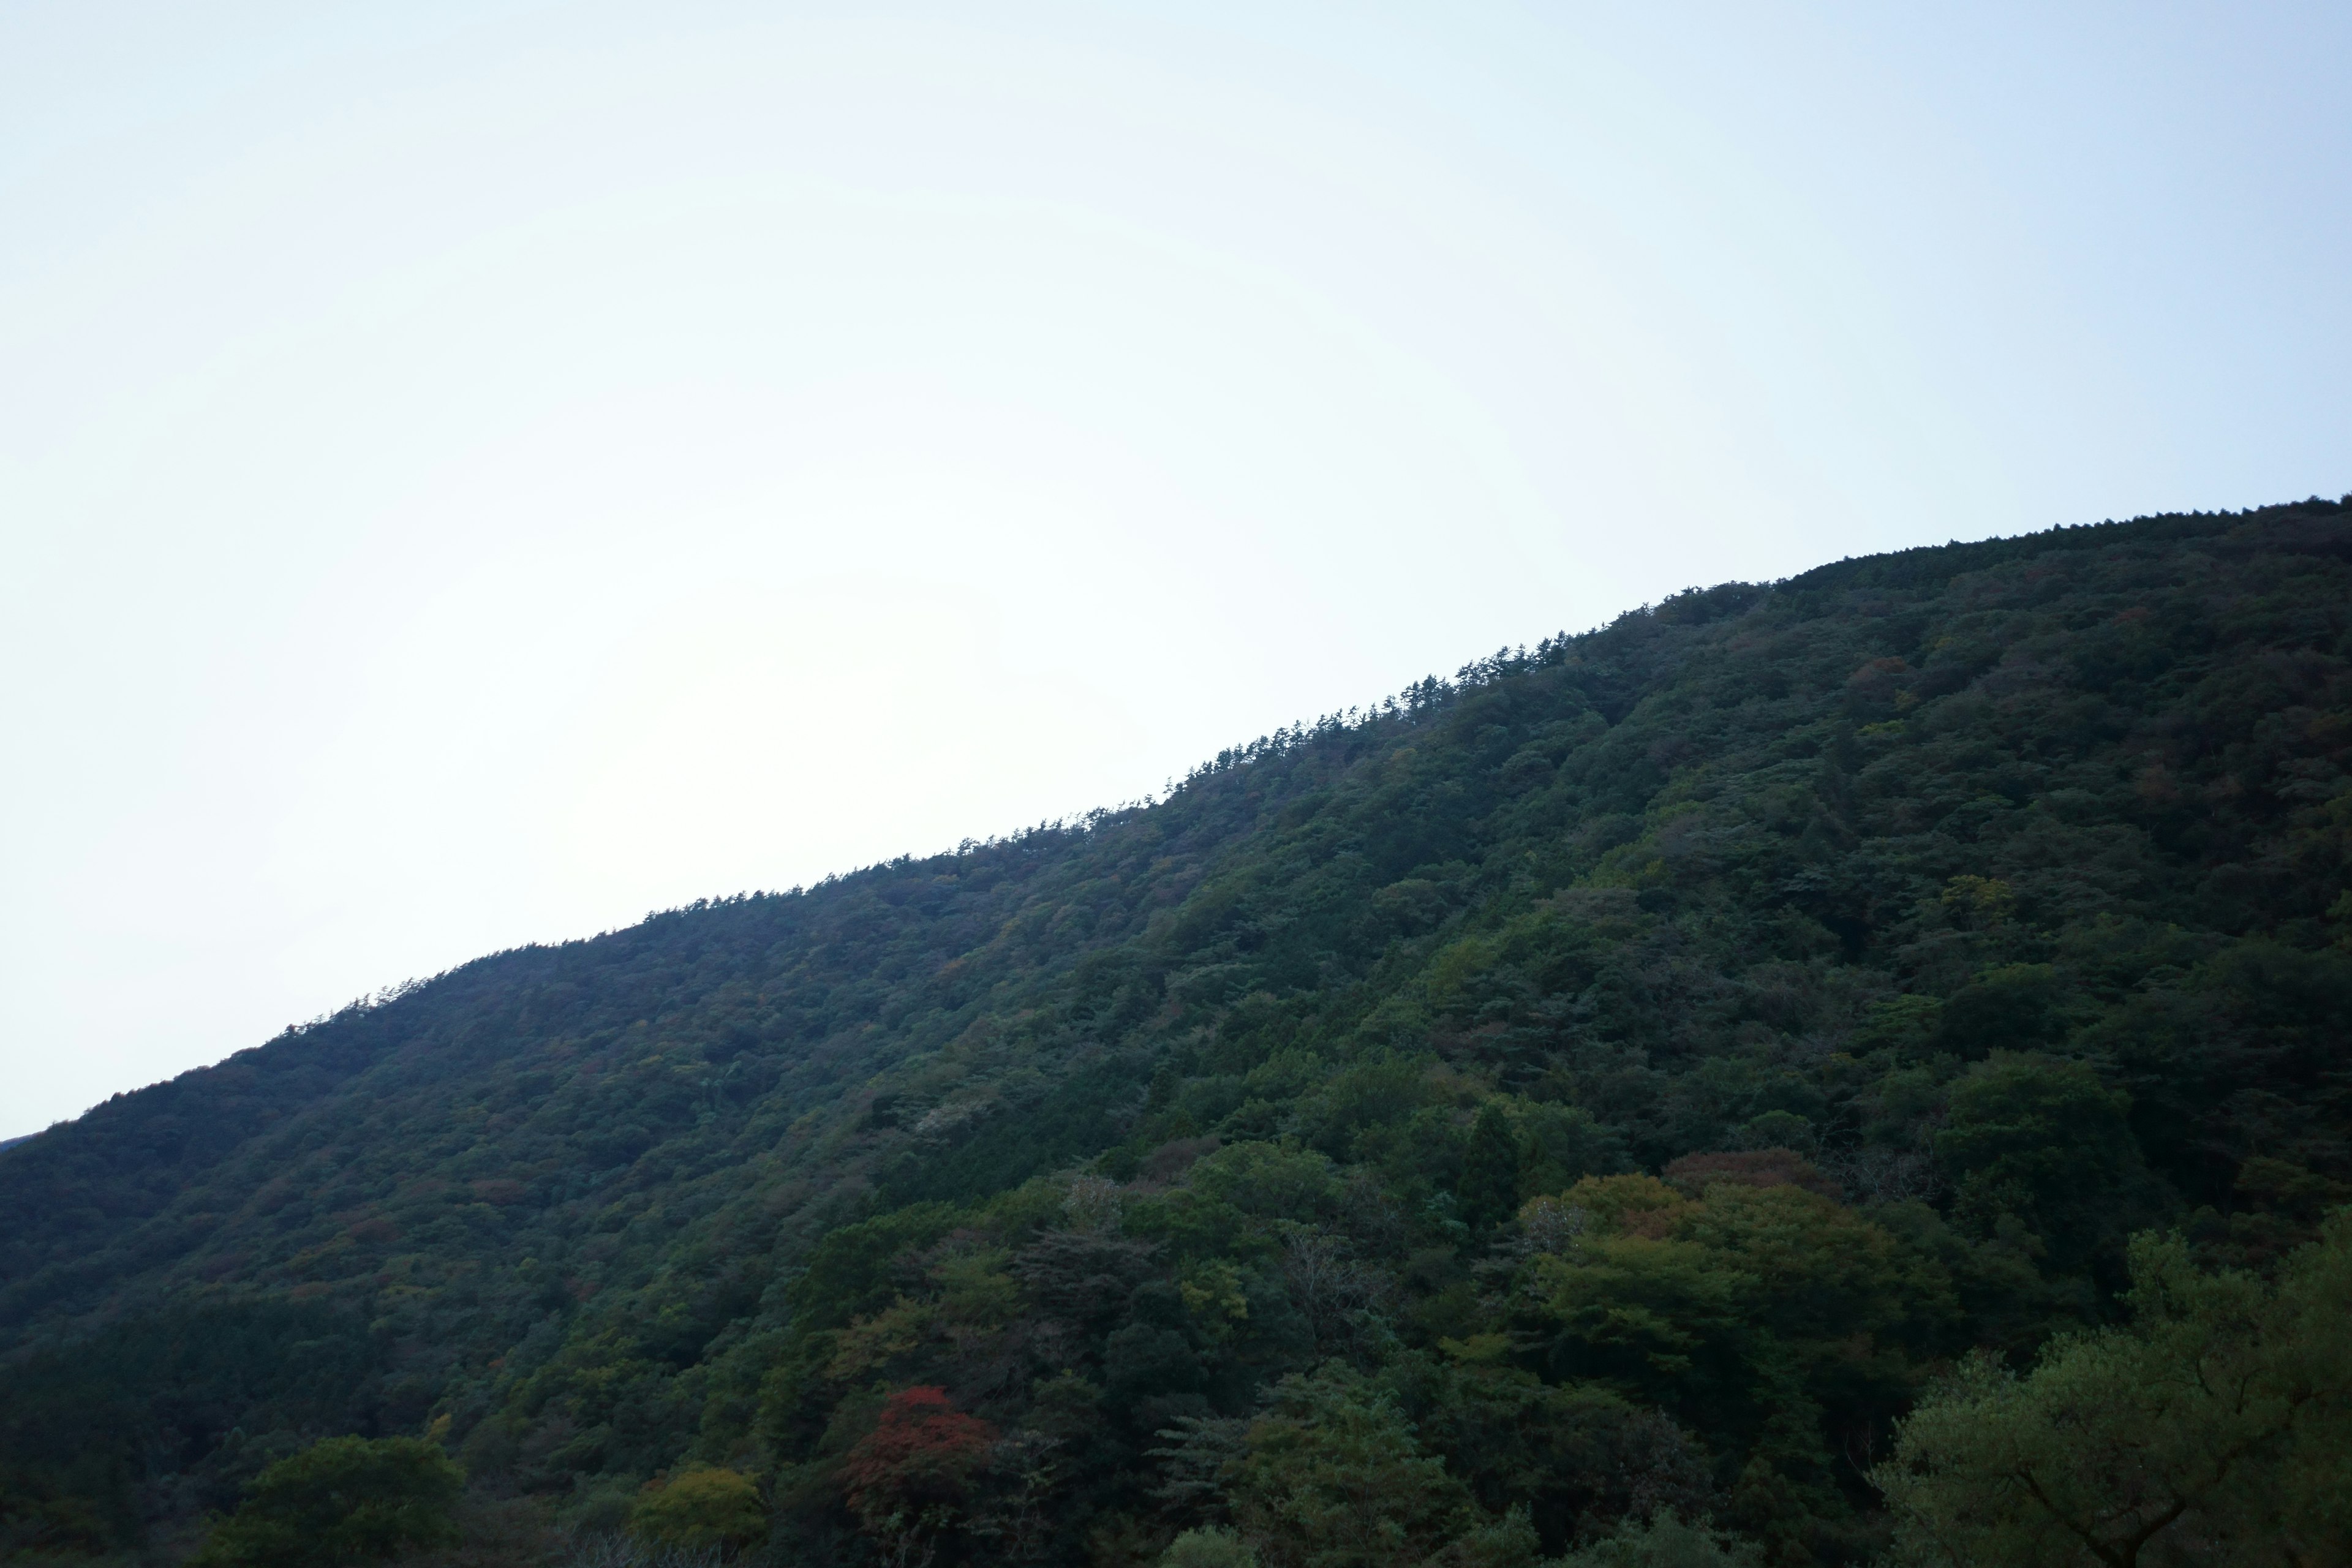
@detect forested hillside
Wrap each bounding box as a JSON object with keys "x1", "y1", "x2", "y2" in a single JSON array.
[{"x1": 5, "y1": 500, "x2": 2350, "y2": 1567}]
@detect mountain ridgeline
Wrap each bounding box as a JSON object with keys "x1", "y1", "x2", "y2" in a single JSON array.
[{"x1": 5, "y1": 500, "x2": 2350, "y2": 1567}]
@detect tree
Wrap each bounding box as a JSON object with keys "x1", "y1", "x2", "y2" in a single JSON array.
[
  {"x1": 837, "y1": 1385, "x2": 997, "y2": 1562},
  {"x1": 1872, "y1": 1211, "x2": 2352, "y2": 1566},
  {"x1": 1162, "y1": 1525, "x2": 1261, "y2": 1568},
  {"x1": 190, "y1": 1437, "x2": 462, "y2": 1568},
  {"x1": 1457, "y1": 1106, "x2": 1523, "y2": 1232},
  {"x1": 1234, "y1": 1362, "x2": 1486, "y2": 1568},
  {"x1": 1552, "y1": 1511, "x2": 1755, "y2": 1568},
  {"x1": 630, "y1": 1467, "x2": 767, "y2": 1552},
  {"x1": 1935, "y1": 1055, "x2": 2141, "y2": 1273},
  {"x1": 1384, "y1": 1351, "x2": 1710, "y2": 1553}
]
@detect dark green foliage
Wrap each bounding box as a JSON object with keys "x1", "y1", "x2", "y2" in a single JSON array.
[
  {"x1": 1456, "y1": 1106, "x2": 1522, "y2": 1231},
  {"x1": 0, "y1": 1302, "x2": 391, "y2": 1555},
  {"x1": 1937, "y1": 1056, "x2": 2147, "y2": 1275},
  {"x1": 1229, "y1": 1363, "x2": 1481, "y2": 1568},
  {"x1": 1555, "y1": 1512, "x2": 1755, "y2": 1568},
  {"x1": 190, "y1": 1437, "x2": 461, "y2": 1568},
  {"x1": 1872, "y1": 1214, "x2": 2352, "y2": 1566},
  {"x1": 4, "y1": 498, "x2": 2351, "y2": 1565}
]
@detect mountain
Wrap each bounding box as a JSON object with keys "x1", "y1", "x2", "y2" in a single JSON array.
[{"x1": 4, "y1": 499, "x2": 2349, "y2": 1567}]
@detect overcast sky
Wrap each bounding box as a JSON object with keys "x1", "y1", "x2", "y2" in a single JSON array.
[{"x1": 5, "y1": 1, "x2": 2347, "y2": 1139}]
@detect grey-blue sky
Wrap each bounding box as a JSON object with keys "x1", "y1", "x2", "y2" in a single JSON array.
[{"x1": 3, "y1": 1, "x2": 2345, "y2": 1137}]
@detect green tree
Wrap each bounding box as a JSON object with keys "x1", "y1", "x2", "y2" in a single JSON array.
[
  {"x1": 1235, "y1": 1363, "x2": 1481, "y2": 1568},
  {"x1": 1518, "y1": 1177, "x2": 1951, "y2": 1559},
  {"x1": 191, "y1": 1437, "x2": 462, "y2": 1568},
  {"x1": 1552, "y1": 1511, "x2": 1755, "y2": 1568},
  {"x1": 1936, "y1": 1055, "x2": 2144, "y2": 1273},
  {"x1": 1384, "y1": 1352, "x2": 1710, "y2": 1553},
  {"x1": 1163, "y1": 1525, "x2": 1262, "y2": 1568},
  {"x1": 1872, "y1": 1211, "x2": 2352, "y2": 1566},
  {"x1": 628, "y1": 1467, "x2": 768, "y2": 1551},
  {"x1": 1457, "y1": 1104, "x2": 1523, "y2": 1231}
]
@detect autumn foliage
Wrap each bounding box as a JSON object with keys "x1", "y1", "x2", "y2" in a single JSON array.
[{"x1": 839, "y1": 1387, "x2": 997, "y2": 1523}]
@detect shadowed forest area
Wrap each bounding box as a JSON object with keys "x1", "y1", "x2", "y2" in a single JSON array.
[{"x1": 4, "y1": 499, "x2": 2349, "y2": 1567}]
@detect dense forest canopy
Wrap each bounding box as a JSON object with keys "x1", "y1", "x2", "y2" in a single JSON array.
[{"x1": 4, "y1": 499, "x2": 2350, "y2": 1567}]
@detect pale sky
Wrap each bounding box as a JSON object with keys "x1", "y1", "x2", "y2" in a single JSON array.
[{"x1": 4, "y1": 1, "x2": 2347, "y2": 1139}]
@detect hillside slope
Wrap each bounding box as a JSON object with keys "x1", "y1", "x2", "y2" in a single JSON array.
[{"x1": 4, "y1": 500, "x2": 2349, "y2": 1566}]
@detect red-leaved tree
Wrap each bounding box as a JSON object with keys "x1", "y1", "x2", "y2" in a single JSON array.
[{"x1": 838, "y1": 1386, "x2": 998, "y2": 1566}]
